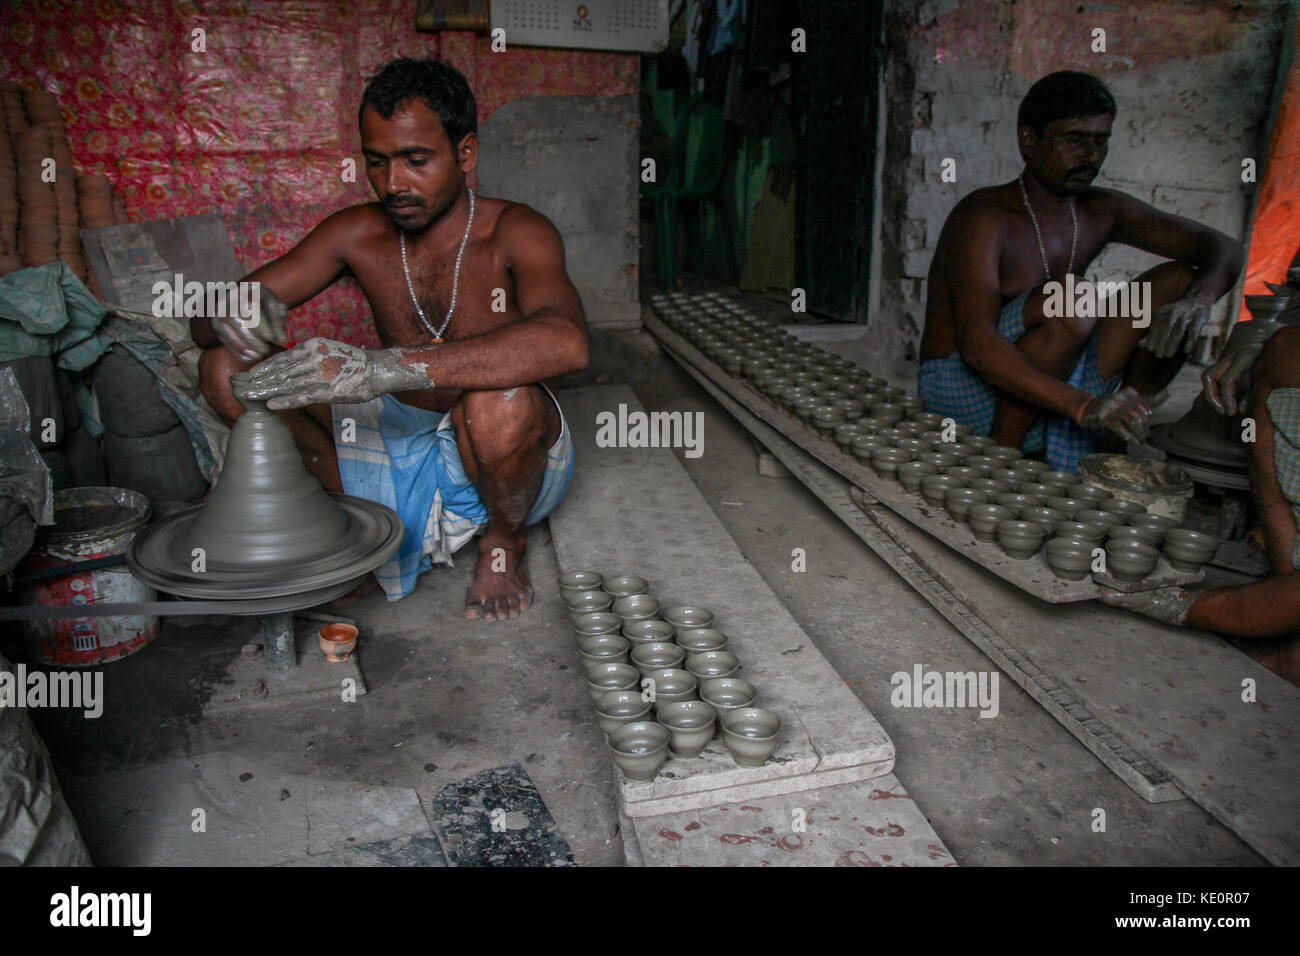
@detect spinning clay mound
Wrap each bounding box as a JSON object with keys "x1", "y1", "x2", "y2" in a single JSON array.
[{"x1": 128, "y1": 391, "x2": 401, "y2": 599}]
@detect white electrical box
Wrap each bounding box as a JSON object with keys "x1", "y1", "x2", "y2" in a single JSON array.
[{"x1": 489, "y1": 0, "x2": 670, "y2": 53}]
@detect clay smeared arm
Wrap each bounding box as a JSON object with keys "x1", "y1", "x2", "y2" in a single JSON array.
[{"x1": 233, "y1": 338, "x2": 432, "y2": 409}]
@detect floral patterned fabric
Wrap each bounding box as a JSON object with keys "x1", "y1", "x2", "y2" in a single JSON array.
[{"x1": 0, "y1": 0, "x2": 637, "y2": 346}]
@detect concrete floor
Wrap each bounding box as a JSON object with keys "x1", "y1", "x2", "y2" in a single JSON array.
[{"x1": 13, "y1": 338, "x2": 1264, "y2": 866}]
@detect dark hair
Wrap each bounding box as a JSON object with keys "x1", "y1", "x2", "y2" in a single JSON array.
[
  {"x1": 359, "y1": 57, "x2": 477, "y2": 145},
  {"x1": 1018, "y1": 71, "x2": 1116, "y2": 134}
]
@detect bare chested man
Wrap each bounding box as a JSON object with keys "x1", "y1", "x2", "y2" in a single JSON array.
[
  {"x1": 192, "y1": 58, "x2": 588, "y2": 621},
  {"x1": 918, "y1": 70, "x2": 1243, "y2": 471}
]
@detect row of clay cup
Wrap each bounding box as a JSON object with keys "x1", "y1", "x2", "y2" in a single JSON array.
[
  {"x1": 834, "y1": 414, "x2": 1222, "y2": 581},
  {"x1": 559, "y1": 569, "x2": 782, "y2": 779}
]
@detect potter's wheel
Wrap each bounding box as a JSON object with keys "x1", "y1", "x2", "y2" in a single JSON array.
[
  {"x1": 125, "y1": 388, "x2": 403, "y2": 602},
  {"x1": 1147, "y1": 424, "x2": 1251, "y2": 490},
  {"x1": 127, "y1": 495, "x2": 402, "y2": 599}
]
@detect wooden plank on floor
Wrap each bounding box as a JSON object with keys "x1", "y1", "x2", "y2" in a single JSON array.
[
  {"x1": 644, "y1": 313, "x2": 1203, "y2": 601},
  {"x1": 549, "y1": 385, "x2": 896, "y2": 818}
]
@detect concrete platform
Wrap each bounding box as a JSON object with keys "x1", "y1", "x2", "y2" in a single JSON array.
[
  {"x1": 620, "y1": 772, "x2": 956, "y2": 867},
  {"x1": 550, "y1": 385, "x2": 895, "y2": 817}
]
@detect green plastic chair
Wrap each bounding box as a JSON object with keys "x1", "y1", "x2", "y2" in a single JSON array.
[{"x1": 641, "y1": 96, "x2": 737, "y2": 291}]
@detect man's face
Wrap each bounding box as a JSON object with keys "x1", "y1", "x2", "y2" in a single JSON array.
[
  {"x1": 1020, "y1": 113, "x2": 1112, "y2": 195},
  {"x1": 360, "y1": 98, "x2": 475, "y2": 232}
]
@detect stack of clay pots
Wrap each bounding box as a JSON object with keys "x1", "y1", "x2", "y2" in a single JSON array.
[
  {"x1": 0, "y1": 80, "x2": 129, "y2": 287},
  {"x1": 649, "y1": 291, "x2": 1221, "y2": 586},
  {"x1": 560, "y1": 570, "x2": 783, "y2": 782}
]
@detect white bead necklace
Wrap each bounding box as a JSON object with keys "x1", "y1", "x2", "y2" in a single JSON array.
[
  {"x1": 399, "y1": 187, "x2": 475, "y2": 343},
  {"x1": 1018, "y1": 173, "x2": 1076, "y2": 281}
]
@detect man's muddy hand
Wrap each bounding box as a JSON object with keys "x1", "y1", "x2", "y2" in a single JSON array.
[
  {"x1": 232, "y1": 337, "x2": 431, "y2": 410},
  {"x1": 1140, "y1": 297, "x2": 1211, "y2": 359},
  {"x1": 1202, "y1": 340, "x2": 1265, "y2": 416},
  {"x1": 1097, "y1": 586, "x2": 1198, "y2": 627},
  {"x1": 1076, "y1": 385, "x2": 1168, "y2": 445},
  {"x1": 213, "y1": 286, "x2": 290, "y2": 362}
]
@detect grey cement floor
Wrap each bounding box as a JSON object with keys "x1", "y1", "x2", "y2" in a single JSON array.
[{"x1": 14, "y1": 343, "x2": 1264, "y2": 867}]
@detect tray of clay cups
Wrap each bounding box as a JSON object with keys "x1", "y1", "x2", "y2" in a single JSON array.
[{"x1": 558, "y1": 569, "x2": 783, "y2": 782}]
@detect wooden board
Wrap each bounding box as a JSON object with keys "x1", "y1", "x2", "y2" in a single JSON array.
[{"x1": 645, "y1": 313, "x2": 1203, "y2": 602}]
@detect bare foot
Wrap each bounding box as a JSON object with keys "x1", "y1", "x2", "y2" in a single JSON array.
[{"x1": 463, "y1": 544, "x2": 533, "y2": 621}]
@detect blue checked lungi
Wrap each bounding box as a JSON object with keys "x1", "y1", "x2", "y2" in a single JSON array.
[
  {"x1": 331, "y1": 385, "x2": 574, "y2": 600},
  {"x1": 1265, "y1": 387, "x2": 1300, "y2": 570},
  {"x1": 917, "y1": 291, "x2": 1122, "y2": 472}
]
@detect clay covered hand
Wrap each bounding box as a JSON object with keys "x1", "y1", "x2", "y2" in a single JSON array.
[
  {"x1": 1140, "y1": 297, "x2": 1211, "y2": 359},
  {"x1": 1076, "y1": 386, "x2": 1165, "y2": 445},
  {"x1": 1201, "y1": 341, "x2": 1265, "y2": 416},
  {"x1": 233, "y1": 338, "x2": 432, "y2": 410},
  {"x1": 1097, "y1": 586, "x2": 1199, "y2": 627},
  {"x1": 212, "y1": 286, "x2": 290, "y2": 362}
]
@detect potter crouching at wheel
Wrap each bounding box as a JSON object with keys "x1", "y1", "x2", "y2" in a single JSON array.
[
  {"x1": 192, "y1": 58, "x2": 587, "y2": 621},
  {"x1": 1102, "y1": 327, "x2": 1300, "y2": 686},
  {"x1": 917, "y1": 70, "x2": 1243, "y2": 472}
]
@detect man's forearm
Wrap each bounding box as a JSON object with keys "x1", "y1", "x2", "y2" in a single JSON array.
[
  {"x1": 1186, "y1": 571, "x2": 1300, "y2": 636},
  {"x1": 392, "y1": 310, "x2": 588, "y2": 390},
  {"x1": 1184, "y1": 230, "x2": 1244, "y2": 306},
  {"x1": 964, "y1": 331, "x2": 1091, "y2": 421}
]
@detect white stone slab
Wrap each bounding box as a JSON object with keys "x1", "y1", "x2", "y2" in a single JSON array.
[
  {"x1": 550, "y1": 385, "x2": 896, "y2": 816},
  {"x1": 621, "y1": 772, "x2": 957, "y2": 867}
]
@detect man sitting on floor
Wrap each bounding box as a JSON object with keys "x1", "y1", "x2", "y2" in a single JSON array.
[
  {"x1": 917, "y1": 70, "x2": 1243, "y2": 471},
  {"x1": 192, "y1": 57, "x2": 588, "y2": 620},
  {"x1": 1103, "y1": 326, "x2": 1300, "y2": 687}
]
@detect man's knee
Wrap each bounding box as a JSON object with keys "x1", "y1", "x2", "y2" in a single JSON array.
[
  {"x1": 198, "y1": 345, "x2": 252, "y2": 422},
  {"x1": 1024, "y1": 291, "x2": 1096, "y2": 351},
  {"x1": 457, "y1": 386, "x2": 552, "y2": 461}
]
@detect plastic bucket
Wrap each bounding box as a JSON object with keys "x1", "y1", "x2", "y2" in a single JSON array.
[{"x1": 19, "y1": 486, "x2": 159, "y2": 667}]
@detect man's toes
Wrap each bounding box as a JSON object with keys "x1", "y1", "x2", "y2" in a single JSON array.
[{"x1": 463, "y1": 594, "x2": 484, "y2": 619}]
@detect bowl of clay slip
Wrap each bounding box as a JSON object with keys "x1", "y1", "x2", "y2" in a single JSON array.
[
  {"x1": 657, "y1": 700, "x2": 718, "y2": 758},
  {"x1": 595, "y1": 689, "x2": 653, "y2": 736},
  {"x1": 609, "y1": 721, "x2": 670, "y2": 781},
  {"x1": 721, "y1": 707, "x2": 783, "y2": 767}
]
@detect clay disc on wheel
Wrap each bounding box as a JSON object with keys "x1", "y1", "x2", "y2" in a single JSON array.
[{"x1": 127, "y1": 494, "x2": 402, "y2": 600}]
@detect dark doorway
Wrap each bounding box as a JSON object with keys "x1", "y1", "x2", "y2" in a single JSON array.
[{"x1": 792, "y1": 0, "x2": 884, "y2": 322}]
